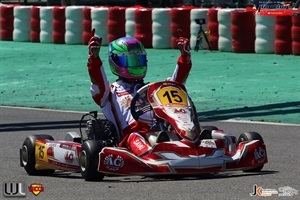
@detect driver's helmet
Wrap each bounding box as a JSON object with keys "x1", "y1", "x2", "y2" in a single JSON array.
[{"x1": 108, "y1": 37, "x2": 147, "y2": 80}]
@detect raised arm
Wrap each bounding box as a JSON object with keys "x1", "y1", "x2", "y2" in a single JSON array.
[
  {"x1": 170, "y1": 29, "x2": 192, "y2": 84},
  {"x1": 86, "y1": 29, "x2": 110, "y2": 107}
]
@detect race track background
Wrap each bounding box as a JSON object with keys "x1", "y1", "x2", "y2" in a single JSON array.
[{"x1": 0, "y1": 41, "x2": 299, "y2": 124}]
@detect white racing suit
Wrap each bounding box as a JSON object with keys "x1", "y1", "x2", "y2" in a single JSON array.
[{"x1": 87, "y1": 54, "x2": 191, "y2": 156}]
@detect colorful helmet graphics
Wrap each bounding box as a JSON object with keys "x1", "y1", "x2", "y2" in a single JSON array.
[{"x1": 108, "y1": 37, "x2": 147, "y2": 80}]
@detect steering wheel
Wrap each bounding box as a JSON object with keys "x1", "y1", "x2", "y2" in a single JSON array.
[{"x1": 130, "y1": 83, "x2": 154, "y2": 124}]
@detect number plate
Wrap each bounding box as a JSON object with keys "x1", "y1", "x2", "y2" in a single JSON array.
[{"x1": 156, "y1": 86, "x2": 188, "y2": 106}]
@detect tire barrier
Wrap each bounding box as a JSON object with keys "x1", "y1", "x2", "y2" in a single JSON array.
[
  {"x1": 30, "y1": 6, "x2": 40, "y2": 42},
  {"x1": 0, "y1": 5, "x2": 14, "y2": 41},
  {"x1": 152, "y1": 8, "x2": 171, "y2": 49},
  {"x1": 40, "y1": 6, "x2": 53, "y2": 43},
  {"x1": 82, "y1": 6, "x2": 92, "y2": 45},
  {"x1": 134, "y1": 8, "x2": 152, "y2": 48},
  {"x1": 125, "y1": 7, "x2": 136, "y2": 37},
  {"x1": 218, "y1": 9, "x2": 233, "y2": 52},
  {"x1": 53, "y1": 6, "x2": 65, "y2": 44},
  {"x1": 1, "y1": 5, "x2": 299, "y2": 56},
  {"x1": 207, "y1": 8, "x2": 218, "y2": 50},
  {"x1": 65, "y1": 6, "x2": 84, "y2": 44},
  {"x1": 255, "y1": 15, "x2": 275, "y2": 54},
  {"x1": 275, "y1": 16, "x2": 292, "y2": 55},
  {"x1": 170, "y1": 7, "x2": 191, "y2": 49},
  {"x1": 291, "y1": 16, "x2": 300, "y2": 55},
  {"x1": 91, "y1": 7, "x2": 108, "y2": 45},
  {"x1": 108, "y1": 6, "x2": 126, "y2": 43},
  {"x1": 13, "y1": 6, "x2": 32, "y2": 42},
  {"x1": 231, "y1": 10, "x2": 256, "y2": 53}
]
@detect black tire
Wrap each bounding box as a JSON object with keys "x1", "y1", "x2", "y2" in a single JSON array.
[
  {"x1": 79, "y1": 140, "x2": 105, "y2": 181},
  {"x1": 201, "y1": 126, "x2": 219, "y2": 131},
  {"x1": 237, "y1": 132, "x2": 264, "y2": 144},
  {"x1": 21, "y1": 135, "x2": 55, "y2": 176},
  {"x1": 237, "y1": 132, "x2": 265, "y2": 172}
]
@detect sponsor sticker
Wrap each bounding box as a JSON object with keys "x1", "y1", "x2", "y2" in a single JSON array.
[
  {"x1": 64, "y1": 151, "x2": 74, "y2": 163},
  {"x1": 200, "y1": 140, "x2": 217, "y2": 148},
  {"x1": 253, "y1": 147, "x2": 266, "y2": 163},
  {"x1": 104, "y1": 154, "x2": 124, "y2": 171}
]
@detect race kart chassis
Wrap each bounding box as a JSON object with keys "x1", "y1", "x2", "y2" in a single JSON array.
[{"x1": 20, "y1": 81, "x2": 268, "y2": 181}]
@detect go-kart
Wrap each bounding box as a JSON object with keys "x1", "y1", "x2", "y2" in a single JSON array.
[{"x1": 20, "y1": 81, "x2": 268, "y2": 181}]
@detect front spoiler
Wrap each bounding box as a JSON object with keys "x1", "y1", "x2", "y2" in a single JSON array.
[{"x1": 98, "y1": 140, "x2": 268, "y2": 176}]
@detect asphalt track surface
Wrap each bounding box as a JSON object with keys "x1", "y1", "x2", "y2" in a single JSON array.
[{"x1": 0, "y1": 106, "x2": 300, "y2": 200}]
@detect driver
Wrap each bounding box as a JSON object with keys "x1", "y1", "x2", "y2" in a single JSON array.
[{"x1": 87, "y1": 29, "x2": 191, "y2": 156}]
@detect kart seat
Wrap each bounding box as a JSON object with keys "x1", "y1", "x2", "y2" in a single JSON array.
[{"x1": 199, "y1": 129, "x2": 212, "y2": 140}]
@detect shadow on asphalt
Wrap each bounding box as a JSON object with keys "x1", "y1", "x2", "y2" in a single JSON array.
[
  {"x1": 198, "y1": 101, "x2": 300, "y2": 121},
  {"x1": 2, "y1": 101, "x2": 299, "y2": 132},
  {"x1": 39, "y1": 170, "x2": 278, "y2": 182},
  {"x1": 101, "y1": 170, "x2": 279, "y2": 183},
  {"x1": 0, "y1": 120, "x2": 86, "y2": 132}
]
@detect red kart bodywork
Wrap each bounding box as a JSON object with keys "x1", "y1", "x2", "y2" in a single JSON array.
[
  {"x1": 32, "y1": 136, "x2": 267, "y2": 176},
  {"x1": 98, "y1": 139, "x2": 267, "y2": 175}
]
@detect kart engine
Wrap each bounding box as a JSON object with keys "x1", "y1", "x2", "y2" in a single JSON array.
[
  {"x1": 85, "y1": 117, "x2": 103, "y2": 140},
  {"x1": 81, "y1": 111, "x2": 118, "y2": 146}
]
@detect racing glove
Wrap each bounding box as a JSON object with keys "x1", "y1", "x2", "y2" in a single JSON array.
[
  {"x1": 88, "y1": 29, "x2": 102, "y2": 58},
  {"x1": 176, "y1": 29, "x2": 191, "y2": 64},
  {"x1": 87, "y1": 29, "x2": 104, "y2": 95}
]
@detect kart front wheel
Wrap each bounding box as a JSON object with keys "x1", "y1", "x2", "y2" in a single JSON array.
[
  {"x1": 79, "y1": 140, "x2": 104, "y2": 181},
  {"x1": 237, "y1": 132, "x2": 265, "y2": 172},
  {"x1": 20, "y1": 135, "x2": 55, "y2": 176}
]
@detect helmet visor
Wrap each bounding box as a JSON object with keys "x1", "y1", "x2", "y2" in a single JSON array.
[{"x1": 116, "y1": 54, "x2": 147, "y2": 68}]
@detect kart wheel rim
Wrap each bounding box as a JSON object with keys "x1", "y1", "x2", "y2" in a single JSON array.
[
  {"x1": 21, "y1": 145, "x2": 28, "y2": 166},
  {"x1": 79, "y1": 150, "x2": 87, "y2": 172}
]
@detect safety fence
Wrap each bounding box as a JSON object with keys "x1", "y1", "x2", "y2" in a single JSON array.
[{"x1": 0, "y1": 4, "x2": 299, "y2": 55}]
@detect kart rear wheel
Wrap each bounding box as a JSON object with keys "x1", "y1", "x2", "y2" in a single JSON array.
[
  {"x1": 201, "y1": 126, "x2": 218, "y2": 131},
  {"x1": 237, "y1": 132, "x2": 265, "y2": 172},
  {"x1": 21, "y1": 135, "x2": 55, "y2": 176},
  {"x1": 79, "y1": 140, "x2": 104, "y2": 181}
]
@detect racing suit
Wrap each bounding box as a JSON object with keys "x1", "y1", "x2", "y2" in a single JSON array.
[{"x1": 87, "y1": 51, "x2": 191, "y2": 156}]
